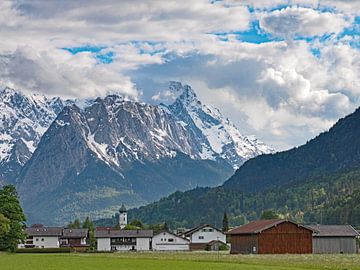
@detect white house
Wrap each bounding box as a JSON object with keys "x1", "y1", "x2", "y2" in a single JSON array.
[
  {"x1": 22, "y1": 226, "x2": 63, "y2": 248},
  {"x1": 19, "y1": 226, "x2": 89, "y2": 249},
  {"x1": 180, "y1": 224, "x2": 226, "y2": 250},
  {"x1": 95, "y1": 229, "x2": 153, "y2": 251},
  {"x1": 152, "y1": 230, "x2": 190, "y2": 251}
]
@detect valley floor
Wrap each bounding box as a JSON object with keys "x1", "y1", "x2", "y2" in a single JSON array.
[{"x1": 1, "y1": 252, "x2": 360, "y2": 270}]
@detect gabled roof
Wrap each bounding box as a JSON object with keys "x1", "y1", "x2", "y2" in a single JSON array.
[
  {"x1": 181, "y1": 224, "x2": 223, "y2": 237},
  {"x1": 95, "y1": 229, "x2": 153, "y2": 238},
  {"x1": 309, "y1": 225, "x2": 359, "y2": 237},
  {"x1": 227, "y1": 219, "x2": 314, "y2": 235},
  {"x1": 208, "y1": 239, "x2": 227, "y2": 246},
  {"x1": 154, "y1": 230, "x2": 190, "y2": 242},
  {"x1": 25, "y1": 227, "x2": 63, "y2": 237},
  {"x1": 62, "y1": 228, "x2": 88, "y2": 238}
]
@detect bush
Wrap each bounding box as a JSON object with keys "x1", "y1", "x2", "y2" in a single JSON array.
[
  {"x1": 219, "y1": 243, "x2": 229, "y2": 251},
  {"x1": 15, "y1": 247, "x2": 71, "y2": 253}
]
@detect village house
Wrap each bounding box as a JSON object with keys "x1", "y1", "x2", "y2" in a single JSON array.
[
  {"x1": 60, "y1": 228, "x2": 89, "y2": 251},
  {"x1": 22, "y1": 225, "x2": 63, "y2": 248},
  {"x1": 309, "y1": 225, "x2": 359, "y2": 254},
  {"x1": 18, "y1": 225, "x2": 90, "y2": 249},
  {"x1": 227, "y1": 219, "x2": 314, "y2": 254},
  {"x1": 179, "y1": 224, "x2": 226, "y2": 250},
  {"x1": 95, "y1": 229, "x2": 153, "y2": 251},
  {"x1": 152, "y1": 230, "x2": 190, "y2": 251}
]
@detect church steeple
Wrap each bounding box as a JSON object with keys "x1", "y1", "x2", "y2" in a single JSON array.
[{"x1": 119, "y1": 204, "x2": 127, "y2": 229}]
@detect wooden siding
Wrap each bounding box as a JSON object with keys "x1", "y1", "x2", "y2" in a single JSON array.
[
  {"x1": 68, "y1": 238, "x2": 82, "y2": 246},
  {"x1": 230, "y1": 235, "x2": 258, "y2": 254},
  {"x1": 258, "y1": 222, "x2": 312, "y2": 254},
  {"x1": 189, "y1": 243, "x2": 207, "y2": 250},
  {"x1": 313, "y1": 237, "x2": 357, "y2": 254}
]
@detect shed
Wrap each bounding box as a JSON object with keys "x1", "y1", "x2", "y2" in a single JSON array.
[
  {"x1": 309, "y1": 225, "x2": 359, "y2": 254},
  {"x1": 227, "y1": 219, "x2": 314, "y2": 254}
]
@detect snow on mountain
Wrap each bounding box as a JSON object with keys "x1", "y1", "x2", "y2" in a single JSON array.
[
  {"x1": 0, "y1": 82, "x2": 273, "y2": 187},
  {"x1": 161, "y1": 82, "x2": 274, "y2": 168},
  {"x1": 0, "y1": 87, "x2": 67, "y2": 183},
  {"x1": 78, "y1": 94, "x2": 203, "y2": 167}
]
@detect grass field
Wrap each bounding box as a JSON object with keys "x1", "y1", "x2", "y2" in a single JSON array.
[{"x1": 1, "y1": 252, "x2": 359, "y2": 270}]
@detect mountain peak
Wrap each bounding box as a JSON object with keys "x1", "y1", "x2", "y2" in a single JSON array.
[
  {"x1": 162, "y1": 82, "x2": 274, "y2": 169},
  {"x1": 168, "y1": 81, "x2": 198, "y2": 103}
]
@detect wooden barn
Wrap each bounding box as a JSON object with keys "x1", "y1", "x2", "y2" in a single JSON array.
[
  {"x1": 309, "y1": 225, "x2": 359, "y2": 254},
  {"x1": 227, "y1": 219, "x2": 314, "y2": 254}
]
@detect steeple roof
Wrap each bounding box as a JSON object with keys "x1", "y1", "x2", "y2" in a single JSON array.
[{"x1": 119, "y1": 204, "x2": 127, "y2": 213}]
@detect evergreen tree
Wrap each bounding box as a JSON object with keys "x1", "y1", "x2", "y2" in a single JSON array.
[
  {"x1": 82, "y1": 217, "x2": 94, "y2": 230},
  {"x1": 73, "y1": 219, "x2": 81, "y2": 229},
  {"x1": 0, "y1": 185, "x2": 27, "y2": 252},
  {"x1": 68, "y1": 218, "x2": 81, "y2": 229},
  {"x1": 222, "y1": 212, "x2": 229, "y2": 232}
]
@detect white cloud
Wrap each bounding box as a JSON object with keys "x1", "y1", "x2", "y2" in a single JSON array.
[
  {"x1": 0, "y1": 0, "x2": 359, "y2": 149},
  {"x1": 0, "y1": 46, "x2": 137, "y2": 99},
  {"x1": 259, "y1": 7, "x2": 351, "y2": 38}
]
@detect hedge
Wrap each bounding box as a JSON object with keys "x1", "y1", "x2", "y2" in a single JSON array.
[{"x1": 16, "y1": 247, "x2": 71, "y2": 253}]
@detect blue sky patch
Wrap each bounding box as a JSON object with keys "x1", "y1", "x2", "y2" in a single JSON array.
[
  {"x1": 63, "y1": 45, "x2": 114, "y2": 64},
  {"x1": 210, "y1": 20, "x2": 283, "y2": 44}
]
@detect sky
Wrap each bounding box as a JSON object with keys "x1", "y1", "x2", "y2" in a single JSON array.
[{"x1": 0, "y1": 0, "x2": 359, "y2": 150}]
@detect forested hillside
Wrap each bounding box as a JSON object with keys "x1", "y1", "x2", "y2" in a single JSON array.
[
  {"x1": 224, "y1": 107, "x2": 360, "y2": 193},
  {"x1": 129, "y1": 169, "x2": 360, "y2": 228},
  {"x1": 127, "y1": 107, "x2": 360, "y2": 229}
]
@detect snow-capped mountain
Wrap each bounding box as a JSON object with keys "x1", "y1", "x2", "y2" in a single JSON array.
[
  {"x1": 0, "y1": 87, "x2": 66, "y2": 183},
  {"x1": 161, "y1": 82, "x2": 273, "y2": 169},
  {"x1": 0, "y1": 82, "x2": 273, "y2": 224},
  {"x1": 17, "y1": 95, "x2": 234, "y2": 224}
]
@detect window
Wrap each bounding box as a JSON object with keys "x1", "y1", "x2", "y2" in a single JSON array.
[
  {"x1": 161, "y1": 238, "x2": 163, "y2": 241},
  {"x1": 168, "y1": 238, "x2": 174, "y2": 242},
  {"x1": 198, "y1": 236, "x2": 204, "y2": 240},
  {"x1": 36, "y1": 238, "x2": 39, "y2": 242},
  {"x1": 41, "y1": 238, "x2": 44, "y2": 241},
  {"x1": 209, "y1": 229, "x2": 213, "y2": 232}
]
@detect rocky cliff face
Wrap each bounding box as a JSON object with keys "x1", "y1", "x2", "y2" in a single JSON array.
[
  {"x1": 0, "y1": 87, "x2": 66, "y2": 184},
  {"x1": 161, "y1": 82, "x2": 273, "y2": 169}
]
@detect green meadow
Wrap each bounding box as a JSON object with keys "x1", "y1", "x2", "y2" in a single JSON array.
[{"x1": 1, "y1": 252, "x2": 359, "y2": 270}]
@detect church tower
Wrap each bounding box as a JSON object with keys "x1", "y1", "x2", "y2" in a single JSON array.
[{"x1": 119, "y1": 204, "x2": 127, "y2": 229}]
